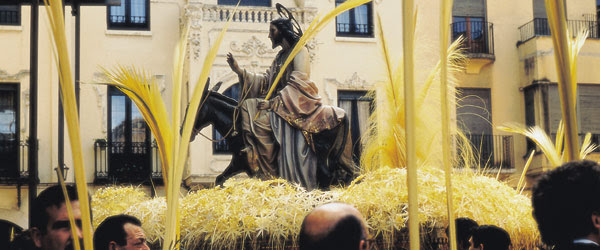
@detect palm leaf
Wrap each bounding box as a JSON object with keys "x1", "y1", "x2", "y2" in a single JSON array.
[
  {"x1": 580, "y1": 132, "x2": 599, "y2": 159},
  {"x1": 517, "y1": 150, "x2": 535, "y2": 194},
  {"x1": 544, "y1": 0, "x2": 581, "y2": 161},
  {"x1": 56, "y1": 169, "x2": 81, "y2": 250},
  {"x1": 43, "y1": 1, "x2": 94, "y2": 249},
  {"x1": 440, "y1": 0, "x2": 457, "y2": 249},
  {"x1": 499, "y1": 123, "x2": 562, "y2": 167}
]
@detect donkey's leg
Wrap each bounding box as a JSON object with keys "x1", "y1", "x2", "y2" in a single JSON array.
[
  {"x1": 215, "y1": 157, "x2": 243, "y2": 186},
  {"x1": 214, "y1": 153, "x2": 252, "y2": 186}
]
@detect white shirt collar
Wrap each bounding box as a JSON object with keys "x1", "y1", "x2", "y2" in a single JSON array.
[{"x1": 573, "y1": 238, "x2": 600, "y2": 246}]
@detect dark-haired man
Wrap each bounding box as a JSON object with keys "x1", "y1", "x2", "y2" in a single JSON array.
[
  {"x1": 93, "y1": 214, "x2": 149, "y2": 250},
  {"x1": 532, "y1": 160, "x2": 600, "y2": 249},
  {"x1": 29, "y1": 185, "x2": 83, "y2": 250},
  {"x1": 469, "y1": 225, "x2": 511, "y2": 250},
  {"x1": 299, "y1": 202, "x2": 369, "y2": 250},
  {"x1": 446, "y1": 217, "x2": 479, "y2": 250}
]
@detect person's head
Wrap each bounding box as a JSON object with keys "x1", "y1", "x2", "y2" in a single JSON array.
[
  {"x1": 469, "y1": 225, "x2": 511, "y2": 250},
  {"x1": 269, "y1": 18, "x2": 300, "y2": 49},
  {"x1": 299, "y1": 202, "x2": 369, "y2": 250},
  {"x1": 30, "y1": 185, "x2": 82, "y2": 250},
  {"x1": 532, "y1": 160, "x2": 600, "y2": 246},
  {"x1": 446, "y1": 217, "x2": 479, "y2": 250},
  {"x1": 93, "y1": 214, "x2": 148, "y2": 250}
]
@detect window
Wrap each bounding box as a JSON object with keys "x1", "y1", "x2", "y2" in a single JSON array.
[
  {"x1": 107, "y1": 0, "x2": 149, "y2": 30},
  {"x1": 0, "y1": 84, "x2": 19, "y2": 179},
  {"x1": 451, "y1": 0, "x2": 492, "y2": 54},
  {"x1": 545, "y1": 84, "x2": 600, "y2": 151},
  {"x1": 524, "y1": 86, "x2": 536, "y2": 153},
  {"x1": 213, "y1": 84, "x2": 240, "y2": 154},
  {"x1": 338, "y1": 91, "x2": 373, "y2": 164},
  {"x1": 597, "y1": 0, "x2": 600, "y2": 21},
  {"x1": 452, "y1": 16, "x2": 484, "y2": 42},
  {"x1": 0, "y1": 4, "x2": 19, "y2": 26},
  {"x1": 335, "y1": 0, "x2": 373, "y2": 37},
  {"x1": 597, "y1": 0, "x2": 600, "y2": 36},
  {"x1": 451, "y1": 16, "x2": 492, "y2": 54},
  {"x1": 218, "y1": 0, "x2": 271, "y2": 6},
  {"x1": 456, "y1": 88, "x2": 496, "y2": 167},
  {"x1": 107, "y1": 86, "x2": 152, "y2": 182}
]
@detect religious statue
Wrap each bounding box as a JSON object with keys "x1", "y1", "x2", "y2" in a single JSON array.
[{"x1": 191, "y1": 4, "x2": 355, "y2": 190}]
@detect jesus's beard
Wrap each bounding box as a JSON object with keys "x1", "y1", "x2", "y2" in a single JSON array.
[{"x1": 271, "y1": 35, "x2": 283, "y2": 49}]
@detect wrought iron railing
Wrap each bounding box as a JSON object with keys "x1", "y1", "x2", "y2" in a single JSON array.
[
  {"x1": 109, "y1": 15, "x2": 147, "y2": 24},
  {"x1": 0, "y1": 140, "x2": 29, "y2": 183},
  {"x1": 456, "y1": 134, "x2": 514, "y2": 169},
  {"x1": 451, "y1": 21, "x2": 494, "y2": 55},
  {"x1": 94, "y1": 139, "x2": 162, "y2": 184},
  {"x1": 336, "y1": 22, "x2": 372, "y2": 37},
  {"x1": 519, "y1": 18, "x2": 600, "y2": 43},
  {"x1": 0, "y1": 9, "x2": 19, "y2": 25}
]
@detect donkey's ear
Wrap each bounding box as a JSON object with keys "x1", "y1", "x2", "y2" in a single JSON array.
[
  {"x1": 211, "y1": 81, "x2": 223, "y2": 92},
  {"x1": 203, "y1": 77, "x2": 211, "y2": 95}
]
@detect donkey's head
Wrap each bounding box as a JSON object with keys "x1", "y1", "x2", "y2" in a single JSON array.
[{"x1": 185, "y1": 78, "x2": 223, "y2": 141}]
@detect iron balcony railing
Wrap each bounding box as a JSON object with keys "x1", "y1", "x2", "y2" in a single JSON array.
[
  {"x1": 0, "y1": 140, "x2": 30, "y2": 184},
  {"x1": 456, "y1": 134, "x2": 514, "y2": 169},
  {"x1": 336, "y1": 22, "x2": 373, "y2": 37},
  {"x1": 519, "y1": 18, "x2": 600, "y2": 43},
  {"x1": 451, "y1": 21, "x2": 494, "y2": 55},
  {"x1": 0, "y1": 9, "x2": 19, "y2": 26},
  {"x1": 109, "y1": 15, "x2": 147, "y2": 24},
  {"x1": 94, "y1": 139, "x2": 162, "y2": 184}
]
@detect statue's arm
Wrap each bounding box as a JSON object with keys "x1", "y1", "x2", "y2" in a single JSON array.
[
  {"x1": 293, "y1": 47, "x2": 311, "y2": 77},
  {"x1": 227, "y1": 52, "x2": 269, "y2": 97}
]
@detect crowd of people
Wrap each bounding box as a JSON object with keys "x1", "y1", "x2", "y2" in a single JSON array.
[{"x1": 6, "y1": 160, "x2": 600, "y2": 249}]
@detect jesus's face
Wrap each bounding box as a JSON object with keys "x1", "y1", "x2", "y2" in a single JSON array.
[{"x1": 268, "y1": 24, "x2": 283, "y2": 49}]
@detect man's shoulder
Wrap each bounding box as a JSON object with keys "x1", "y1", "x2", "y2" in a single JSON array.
[
  {"x1": 9, "y1": 229, "x2": 40, "y2": 250},
  {"x1": 556, "y1": 243, "x2": 600, "y2": 250}
]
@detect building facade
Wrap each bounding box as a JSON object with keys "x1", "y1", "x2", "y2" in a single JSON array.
[{"x1": 0, "y1": 0, "x2": 599, "y2": 237}]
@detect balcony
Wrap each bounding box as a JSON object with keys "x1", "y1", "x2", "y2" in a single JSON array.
[
  {"x1": 451, "y1": 21, "x2": 495, "y2": 74},
  {"x1": 0, "y1": 140, "x2": 29, "y2": 184},
  {"x1": 94, "y1": 139, "x2": 162, "y2": 184},
  {"x1": 189, "y1": 4, "x2": 315, "y2": 24},
  {"x1": 518, "y1": 18, "x2": 600, "y2": 44},
  {"x1": 456, "y1": 134, "x2": 515, "y2": 170}
]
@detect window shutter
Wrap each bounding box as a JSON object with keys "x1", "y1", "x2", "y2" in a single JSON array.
[
  {"x1": 547, "y1": 85, "x2": 562, "y2": 133},
  {"x1": 452, "y1": 0, "x2": 485, "y2": 17},
  {"x1": 579, "y1": 85, "x2": 600, "y2": 134}
]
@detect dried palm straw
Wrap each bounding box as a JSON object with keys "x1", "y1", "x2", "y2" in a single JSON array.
[{"x1": 92, "y1": 168, "x2": 539, "y2": 249}]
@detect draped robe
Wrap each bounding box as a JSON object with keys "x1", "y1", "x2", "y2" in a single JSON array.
[{"x1": 238, "y1": 48, "x2": 345, "y2": 190}]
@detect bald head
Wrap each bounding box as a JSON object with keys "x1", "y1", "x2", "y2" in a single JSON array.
[{"x1": 299, "y1": 203, "x2": 369, "y2": 250}]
